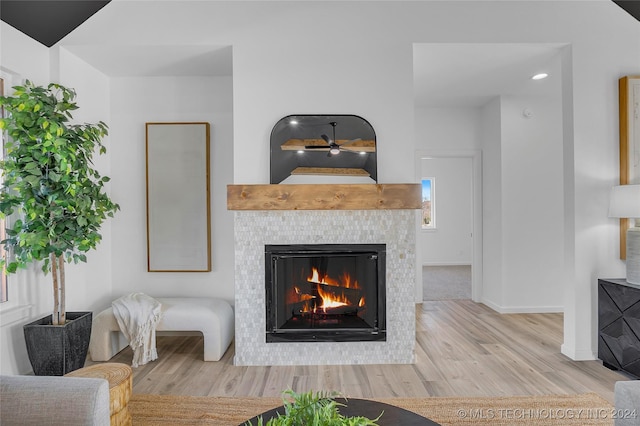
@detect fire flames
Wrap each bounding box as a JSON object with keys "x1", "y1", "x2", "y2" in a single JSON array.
[
  {"x1": 307, "y1": 267, "x2": 360, "y2": 289},
  {"x1": 290, "y1": 267, "x2": 364, "y2": 314},
  {"x1": 316, "y1": 285, "x2": 348, "y2": 311}
]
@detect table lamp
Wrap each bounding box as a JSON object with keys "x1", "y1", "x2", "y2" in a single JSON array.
[{"x1": 609, "y1": 184, "x2": 640, "y2": 285}]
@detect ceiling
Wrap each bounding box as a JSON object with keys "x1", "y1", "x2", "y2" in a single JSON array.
[
  {"x1": 63, "y1": 45, "x2": 233, "y2": 77},
  {"x1": 1, "y1": 1, "x2": 638, "y2": 50},
  {"x1": 614, "y1": 1, "x2": 640, "y2": 21},
  {"x1": 0, "y1": 0, "x2": 637, "y2": 108},
  {"x1": 0, "y1": 1, "x2": 111, "y2": 48},
  {"x1": 413, "y1": 43, "x2": 563, "y2": 108}
]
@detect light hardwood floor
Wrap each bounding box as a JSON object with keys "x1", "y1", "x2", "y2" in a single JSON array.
[{"x1": 89, "y1": 300, "x2": 629, "y2": 403}]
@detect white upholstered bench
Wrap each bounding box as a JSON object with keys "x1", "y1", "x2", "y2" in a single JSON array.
[{"x1": 89, "y1": 297, "x2": 234, "y2": 362}]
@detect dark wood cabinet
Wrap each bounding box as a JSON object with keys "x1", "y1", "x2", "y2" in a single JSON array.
[{"x1": 598, "y1": 278, "x2": 640, "y2": 377}]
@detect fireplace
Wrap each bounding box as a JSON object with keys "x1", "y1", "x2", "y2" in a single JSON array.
[
  {"x1": 231, "y1": 209, "x2": 416, "y2": 366},
  {"x1": 265, "y1": 244, "x2": 386, "y2": 342}
]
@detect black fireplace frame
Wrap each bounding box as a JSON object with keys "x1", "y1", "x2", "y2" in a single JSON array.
[{"x1": 265, "y1": 243, "x2": 386, "y2": 343}]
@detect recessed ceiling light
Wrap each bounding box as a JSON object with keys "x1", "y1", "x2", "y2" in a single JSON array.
[
  {"x1": 297, "y1": 150, "x2": 304, "y2": 154},
  {"x1": 290, "y1": 120, "x2": 298, "y2": 125},
  {"x1": 359, "y1": 151, "x2": 367, "y2": 155},
  {"x1": 531, "y1": 73, "x2": 548, "y2": 80}
]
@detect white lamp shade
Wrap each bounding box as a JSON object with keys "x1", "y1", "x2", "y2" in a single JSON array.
[{"x1": 609, "y1": 185, "x2": 640, "y2": 219}]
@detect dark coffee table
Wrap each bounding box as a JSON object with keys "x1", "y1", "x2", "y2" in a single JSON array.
[{"x1": 242, "y1": 397, "x2": 441, "y2": 425}]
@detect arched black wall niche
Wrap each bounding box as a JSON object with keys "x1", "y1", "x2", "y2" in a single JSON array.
[{"x1": 270, "y1": 114, "x2": 377, "y2": 184}]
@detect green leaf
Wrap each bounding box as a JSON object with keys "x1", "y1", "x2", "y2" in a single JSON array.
[
  {"x1": 243, "y1": 390, "x2": 381, "y2": 426},
  {"x1": 0, "y1": 79, "x2": 119, "y2": 303},
  {"x1": 23, "y1": 175, "x2": 40, "y2": 187}
]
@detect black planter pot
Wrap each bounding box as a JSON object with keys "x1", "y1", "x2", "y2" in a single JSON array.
[{"x1": 23, "y1": 311, "x2": 93, "y2": 376}]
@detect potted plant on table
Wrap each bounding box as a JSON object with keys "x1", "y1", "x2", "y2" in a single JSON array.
[
  {"x1": 245, "y1": 390, "x2": 382, "y2": 425},
  {"x1": 0, "y1": 80, "x2": 119, "y2": 375}
]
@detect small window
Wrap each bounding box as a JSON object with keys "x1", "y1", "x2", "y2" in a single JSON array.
[{"x1": 421, "y1": 178, "x2": 435, "y2": 229}]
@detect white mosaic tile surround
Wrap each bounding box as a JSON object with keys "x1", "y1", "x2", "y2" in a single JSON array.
[{"x1": 233, "y1": 209, "x2": 416, "y2": 365}]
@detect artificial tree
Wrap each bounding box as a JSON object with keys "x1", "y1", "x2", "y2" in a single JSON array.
[{"x1": 0, "y1": 80, "x2": 119, "y2": 326}]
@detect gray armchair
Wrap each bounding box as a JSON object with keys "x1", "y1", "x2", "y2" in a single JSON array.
[{"x1": 0, "y1": 374, "x2": 110, "y2": 426}]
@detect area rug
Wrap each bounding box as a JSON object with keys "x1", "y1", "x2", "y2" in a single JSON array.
[{"x1": 129, "y1": 392, "x2": 615, "y2": 425}]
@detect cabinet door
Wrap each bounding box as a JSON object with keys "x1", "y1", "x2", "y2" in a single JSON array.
[{"x1": 598, "y1": 280, "x2": 640, "y2": 376}]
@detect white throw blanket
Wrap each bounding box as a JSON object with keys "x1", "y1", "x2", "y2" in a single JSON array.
[{"x1": 112, "y1": 293, "x2": 163, "y2": 368}]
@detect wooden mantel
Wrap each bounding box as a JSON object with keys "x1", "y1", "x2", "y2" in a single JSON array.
[{"x1": 227, "y1": 184, "x2": 421, "y2": 211}]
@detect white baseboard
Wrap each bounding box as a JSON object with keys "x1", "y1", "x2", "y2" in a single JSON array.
[
  {"x1": 561, "y1": 343, "x2": 596, "y2": 361},
  {"x1": 422, "y1": 262, "x2": 472, "y2": 267},
  {"x1": 157, "y1": 331, "x2": 202, "y2": 337},
  {"x1": 481, "y1": 298, "x2": 563, "y2": 314}
]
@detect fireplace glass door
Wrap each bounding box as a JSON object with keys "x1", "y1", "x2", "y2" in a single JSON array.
[{"x1": 265, "y1": 244, "x2": 386, "y2": 342}]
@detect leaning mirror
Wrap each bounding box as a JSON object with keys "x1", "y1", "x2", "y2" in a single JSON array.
[
  {"x1": 146, "y1": 122, "x2": 211, "y2": 271},
  {"x1": 270, "y1": 114, "x2": 377, "y2": 184}
]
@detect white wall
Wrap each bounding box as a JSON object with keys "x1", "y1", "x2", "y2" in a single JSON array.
[
  {"x1": 480, "y1": 98, "x2": 504, "y2": 307},
  {"x1": 419, "y1": 157, "x2": 473, "y2": 265},
  {"x1": 479, "y1": 92, "x2": 565, "y2": 313},
  {"x1": 1, "y1": 0, "x2": 638, "y2": 373},
  {"x1": 500, "y1": 94, "x2": 565, "y2": 311},
  {"x1": 230, "y1": 15, "x2": 416, "y2": 184},
  {"x1": 415, "y1": 107, "x2": 481, "y2": 152},
  {"x1": 57, "y1": 47, "x2": 116, "y2": 313},
  {"x1": 0, "y1": 24, "x2": 49, "y2": 86},
  {"x1": 108, "y1": 76, "x2": 234, "y2": 303},
  {"x1": 0, "y1": 25, "x2": 52, "y2": 375}
]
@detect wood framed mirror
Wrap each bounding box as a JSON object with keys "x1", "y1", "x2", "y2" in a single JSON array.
[
  {"x1": 146, "y1": 122, "x2": 211, "y2": 271},
  {"x1": 619, "y1": 76, "x2": 640, "y2": 259}
]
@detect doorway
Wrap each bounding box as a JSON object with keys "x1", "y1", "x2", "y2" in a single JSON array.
[
  {"x1": 415, "y1": 151, "x2": 481, "y2": 302},
  {"x1": 423, "y1": 265, "x2": 471, "y2": 300}
]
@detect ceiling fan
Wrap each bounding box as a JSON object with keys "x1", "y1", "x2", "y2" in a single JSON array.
[{"x1": 304, "y1": 122, "x2": 361, "y2": 156}]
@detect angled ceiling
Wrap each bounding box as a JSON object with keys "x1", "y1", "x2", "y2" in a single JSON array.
[
  {"x1": 413, "y1": 43, "x2": 563, "y2": 108},
  {"x1": 63, "y1": 45, "x2": 233, "y2": 77},
  {"x1": 613, "y1": 1, "x2": 640, "y2": 21},
  {"x1": 0, "y1": 0, "x2": 232, "y2": 77},
  {"x1": 0, "y1": 0, "x2": 636, "y2": 104},
  {"x1": 0, "y1": 0, "x2": 111, "y2": 48},
  {"x1": 1, "y1": 1, "x2": 639, "y2": 49}
]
